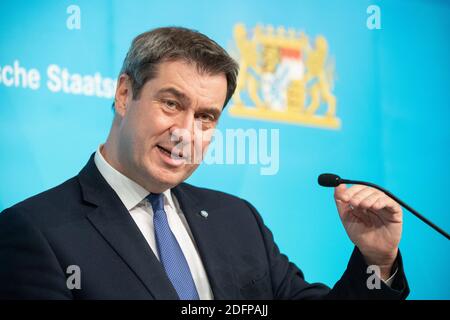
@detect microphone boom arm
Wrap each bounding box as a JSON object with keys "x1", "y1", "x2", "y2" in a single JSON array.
[{"x1": 341, "y1": 179, "x2": 450, "y2": 241}]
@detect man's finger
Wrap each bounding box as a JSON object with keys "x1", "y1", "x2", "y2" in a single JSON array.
[
  {"x1": 373, "y1": 196, "x2": 401, "y2": 213},
  {"x1": 334, "y1": 183, "x2": 347, "y2": 199},
  {"x1": 337, "y1": 184, "x2": 365, "y2": 202},
  {"x1": 358, "y1": 192, "x2": 382, "y2": 209},
  {"x1": 349, "y1": 188, "x2": 378, "y2": 208}
]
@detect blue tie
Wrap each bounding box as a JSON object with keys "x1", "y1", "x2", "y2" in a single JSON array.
[{"x1": 147, "y1": 193, "x2": 199, "y2": 300}]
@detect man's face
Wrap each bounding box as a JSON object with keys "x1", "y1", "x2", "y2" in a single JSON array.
[{"x1": 114, "y1": 60, "x2": 227, "y2": 193}]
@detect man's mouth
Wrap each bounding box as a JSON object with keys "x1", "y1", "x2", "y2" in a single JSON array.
[{"x1": 156, "y1": 145, "x2": 186, "y2": 160}]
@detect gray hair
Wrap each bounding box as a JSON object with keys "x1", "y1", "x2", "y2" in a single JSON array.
[{"x1": 118, "y1": 26, "x2": 239, "y2": 108}]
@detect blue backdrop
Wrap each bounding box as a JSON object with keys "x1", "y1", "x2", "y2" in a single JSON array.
[{"x1": 0, "y1": 0, "x2": 449, "y2": 299}]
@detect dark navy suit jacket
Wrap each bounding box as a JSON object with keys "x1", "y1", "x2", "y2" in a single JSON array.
[{"x1": 0, "y1": 155, "x2": 409, "y2": 299}]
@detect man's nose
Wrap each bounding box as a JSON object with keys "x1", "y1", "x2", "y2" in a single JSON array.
[{"x1": 170, "y1": 113, "x2": 196, "y2": 144}]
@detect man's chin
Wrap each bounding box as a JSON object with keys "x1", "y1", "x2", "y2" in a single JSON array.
[{"x1": 147, "y1": 168, "x2": 187, "y2": 191}]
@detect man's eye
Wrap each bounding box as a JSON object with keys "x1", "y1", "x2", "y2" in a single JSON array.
[
  {"x1": 163, "y1": 100, "x2": 178, "y2": 110},
  {"x1": 198, "y1": 113, "x2": 215, "y2": 123}
]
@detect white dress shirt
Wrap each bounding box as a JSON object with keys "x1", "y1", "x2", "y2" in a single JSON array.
[{"x1": 94, "y1": 145, "x2": 213, "y2": 300}]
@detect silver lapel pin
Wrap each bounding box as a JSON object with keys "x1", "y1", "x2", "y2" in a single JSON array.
[{"x1": 200, "y1": 210, "x2": 209, "y2": 219}]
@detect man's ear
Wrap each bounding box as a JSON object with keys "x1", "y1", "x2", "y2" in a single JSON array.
[{"x1": 114, "y1": 74, "x2": 132, "y2": 117}]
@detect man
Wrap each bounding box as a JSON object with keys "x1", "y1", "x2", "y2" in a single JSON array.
[{"x1": 0, "y1": 27, "x2": 408, "y2": 299}]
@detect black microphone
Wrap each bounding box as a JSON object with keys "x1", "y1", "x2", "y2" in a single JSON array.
[{"x1": 318, "y1": 173, "x2": 450, "y2": 240}]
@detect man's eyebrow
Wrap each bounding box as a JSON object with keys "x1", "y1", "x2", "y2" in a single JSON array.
[
  {"x1": 156, "y1": 87, "x2": 191, "y2": 105},
  {"x1": 156, "y1": 87, "x2": 222, "y2": 118}
]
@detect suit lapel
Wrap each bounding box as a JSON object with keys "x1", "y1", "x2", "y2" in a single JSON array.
[
  {"x1": 78, "y1": 154, "x2": 179, "y2": 299},
  {"x1": 172, "y1": 184, "x2": 239, "y2": 299}
]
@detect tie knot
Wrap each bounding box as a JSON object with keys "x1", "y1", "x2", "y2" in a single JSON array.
[{"x1": 147, "y1": 193, "x2": 165, "y2": 212}]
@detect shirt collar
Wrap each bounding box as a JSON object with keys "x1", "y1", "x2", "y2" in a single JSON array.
[{"x1": 94, "y1": 145, "x2": 175, "y2": 211}]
